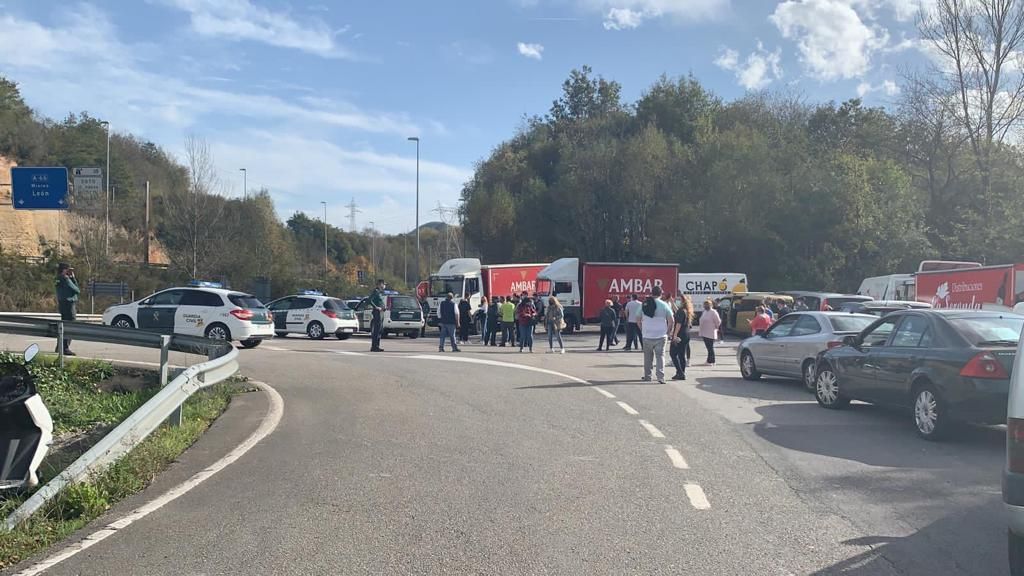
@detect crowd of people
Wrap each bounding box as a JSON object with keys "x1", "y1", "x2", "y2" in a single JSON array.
[{"x1": 424, "y1": 285, "x2": 728, "y2": 385}]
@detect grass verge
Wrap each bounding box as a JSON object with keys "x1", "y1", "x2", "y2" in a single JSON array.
[{"x1": 0, "y1": 380, "x2": 240, "y2": 571}]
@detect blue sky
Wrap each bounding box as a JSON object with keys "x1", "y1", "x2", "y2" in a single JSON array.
[{"x1": 0, "y1": 0, "x2": 928, "y2": 233}]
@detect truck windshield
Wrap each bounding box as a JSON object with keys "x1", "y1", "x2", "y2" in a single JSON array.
[{"x1": 430, "y1": 277, "x2": 464, "y2": 297}]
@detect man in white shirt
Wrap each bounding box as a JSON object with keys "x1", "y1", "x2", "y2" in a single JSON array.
[
  {"x1": 638, "y1": 286, "x2": 674, "y2": 383},
  {"x1": 623, "y1": 293, "x2": 643, "y2": 351}
]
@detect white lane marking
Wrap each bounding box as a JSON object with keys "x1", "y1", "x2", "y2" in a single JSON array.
[
  {"x1": 409, "y1": 355, "x2": 592, "y2": 385},
  {"x1": 664, "y1": 445, "x2": 689, "y2": 469},
  {"x1": 332, "y1": 350, "x2": 366, "y2": 357},
  {"x1": 685, "y1": 483, "x2": 711, "y2": 510},
  {"x1": 593, "y1": 387, "x2": 616, "y2": 399},
  {"x1": 616, "y1": 401, "x2": 639, "y2": 415},
  {"x1": 261, "y1": 345, "x2": 287, "y2": 351},
  {"x1": 638, "y1": 419, "x2": 665, "y2": 439},
  {"x1": 14, "y1": 381, "x2": 285, "y2": 576}
]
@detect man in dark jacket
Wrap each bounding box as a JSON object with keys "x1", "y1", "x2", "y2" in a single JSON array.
[
  {"x1": 597, "y1": 299, "x2": 617, "y2": 351},
  {"x1": 438, "y1": 292, "x2": 460, "y2": 352},
  {"x1": 368, "y1": 279, "x2": 386, "y2": 352},
  {"x1": 55, "y1": 262, "x2": 80, "y2": 356},
  {"x1": 611, "y1": 295, "x2": 623, "y2": 346},
  {"x1": 420, "y1": 298, "x2": 430, "y2": 337},
  {"x1": 485, "y1": 297, "x2": 500, "y2": 346}
]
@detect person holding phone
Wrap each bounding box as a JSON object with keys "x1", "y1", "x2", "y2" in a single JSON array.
[{"x1": 55, "y1": 262, "x2": 80, "y2": 356}]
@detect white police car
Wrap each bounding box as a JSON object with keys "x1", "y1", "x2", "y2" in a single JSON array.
[
  {"x1": 102, "y1": 281, "x2": 274, "y2": 348},
  {"x1": 266, "y1": 292, "x2": 359, "y2": 340}
]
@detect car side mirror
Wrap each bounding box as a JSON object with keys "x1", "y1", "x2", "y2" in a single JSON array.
[
  {"x1": 23, "y1": 344, "x2": 39, "y2": 363},
  {"x1": 842, "y1": 335, "x2": 860, "y2": 348}
]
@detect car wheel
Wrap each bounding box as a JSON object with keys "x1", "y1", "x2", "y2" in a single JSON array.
[
  {"x1": 913, "y1": 382, "x2": 951, "y2": 440},
  {"x1": 802, "y1": 360, "x2": 817, "y2": 392},
  {"x1": 112, "y1": 315, "x2": 135, "y2": 329},
  {"x1": 240, "y1": 339, "x2": 262, "y2": 349},
  {"x1": 740, "y1": 351, "x2": 761, "y2": 381},
  {"x1": 205, "y1": 323, "x2": 231, "y2": 341},
  {"x1": 307, "y1": 321, "x2": 325, "y2": 340},
  {"x1": 815, "y1": 365, "x2": 849, "y2": 409},
  {"x1": 1009, "y1": 530, "x2": 1024, "y2": 576},
  {"x1": 336, "y1": 332, "x2": 351, "y2": 340},
  {"x1": 409, "y1": 331, "x2": 420, "y2": 339},
  {"x1": 275, "y1": 331, "x2": 288, "y2": 338}
]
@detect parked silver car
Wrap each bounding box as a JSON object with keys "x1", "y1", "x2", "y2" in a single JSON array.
[{"x1": 737, "y1": 311, "x2": 878, "y2": 390}]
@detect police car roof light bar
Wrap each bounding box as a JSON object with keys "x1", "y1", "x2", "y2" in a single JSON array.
[
  {"x1": 188, "y1": 280, "x2": 224, "y2": 289},
  {"x1": 299, "y1": 289, "x2": 324, "y2": 296}
]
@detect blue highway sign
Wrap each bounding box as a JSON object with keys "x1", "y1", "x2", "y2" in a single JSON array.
[{"x1": 11, "y1": 167, "x2": 69, "y2": 210}]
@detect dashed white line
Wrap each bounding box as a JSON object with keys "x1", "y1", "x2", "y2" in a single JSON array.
[
  {"x1": 331, "y1": 350, "x2": 367, "y2": 356},
  {"x1": 638, "y1": 419, "x2": 665, "y2": 438},
  {"x1": 616, "y1": 401, "x2": 639, "y2": 415},
  {"x1": 685, "y1": 483, "x2": 711, "y2": 510},
  {"x1": 261, "y1": 345, "x2": 287, "y2": 351},
  {"x1": 664, "y1": 445, "x2": 689, "y2": 469},
  {"x1": 593, "y1": 387, "x2": 616, "y2": 399}
]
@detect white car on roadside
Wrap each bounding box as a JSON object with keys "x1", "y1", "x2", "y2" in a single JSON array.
[
  {"x1": 266, "y1": 293, "x2": 359, "y2": 340},
  {"x1": 102, "y1": 282, "x2": 274, "y2": 348}
]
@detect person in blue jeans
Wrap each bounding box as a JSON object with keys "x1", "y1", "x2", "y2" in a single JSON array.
[
  {"x1": 438, "y1": 292, "x2": 460, "y2": 352},
  {"x1": 516, "y1": 295, "x2": 537, "y2": 352}
]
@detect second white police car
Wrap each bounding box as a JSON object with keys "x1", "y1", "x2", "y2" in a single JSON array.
[
  {"x1": 102, "y1": 281, "x2": 274, "y2": 348},
  {"x1": 266, "y1": 292, "x2": 359, "y2": 340}
]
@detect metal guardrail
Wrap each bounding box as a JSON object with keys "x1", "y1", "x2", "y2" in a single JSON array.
[
  {"x1": 0, "y1": 316, "x2": 239, "y2": 531},
  {"x1": 0, "y1": 312, "x2": 103, "y2": 324}
]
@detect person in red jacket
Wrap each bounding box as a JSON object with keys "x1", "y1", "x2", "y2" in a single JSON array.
[
  {"x1": 748, "y1": 306, "x2": 772, "y2": 336},
  {"x1": 516, "y1": 293, "x2": 537, "y2": 353}
]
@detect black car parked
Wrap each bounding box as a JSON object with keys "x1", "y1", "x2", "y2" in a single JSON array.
[{"x1": 813, "y1": 309, "x2": 1023, "y2": 440}]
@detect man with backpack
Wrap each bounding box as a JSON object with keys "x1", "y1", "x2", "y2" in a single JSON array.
[{"x1": 638, "y1": 286, "x2": 674, "y2": 384}]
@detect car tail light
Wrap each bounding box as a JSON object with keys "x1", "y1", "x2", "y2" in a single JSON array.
[
  {"x1": 230, "y1": 308, "x2": 254, "y2": 321},
  {"x1": 960, "y1": 352, "x2": 1009, "y2": 379},
  {"x1": 1010, "y1": 418, "x2": 1024, "y2": 473},
  {"x1": 322, "y1": 309, "x2": 338, "y2": 319},
  {"x1": 826, "y1": 341, "x2": 844, "y2": 349}
]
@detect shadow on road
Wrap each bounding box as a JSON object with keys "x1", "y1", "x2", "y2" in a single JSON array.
[
  {"x1": 813, "y1": 503, "x2": 1008, "y2": 576},
  {"x1": 696, "y1": 376, "x2": 811, "y2": 402}
]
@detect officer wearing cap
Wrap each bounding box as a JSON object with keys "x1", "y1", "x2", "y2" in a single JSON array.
[
  {"x1": 369, "y1": 279, "x2": 386, "y2": 352},
  {"x1": 55, "y1": 262, "x2": 79, "y2": 356}
]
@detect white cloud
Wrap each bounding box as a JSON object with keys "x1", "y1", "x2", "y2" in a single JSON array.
[
  {"x1": 517, "y1": 42, "x2": 545, "y2": 59},
  {"x1": 575, "y1": 0, "x2": 730, "y2": 29},
  {"x1": 856, "y1": 79, "x2": 901, "y2": 97},
  {"x1": 157, "y1": 0, "x2": 351, "y2": 58},
  {"x1": 771, "y1": 0, "x2": 889, "y2": 81},
  {"x1": 715, "y1": 42, "x2": 783, "y2": 89}
]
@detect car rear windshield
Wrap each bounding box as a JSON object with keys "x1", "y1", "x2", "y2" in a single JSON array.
[
  {"x1": 228, "y1": 294, "x2": 266, "y2": 309},
  {"x1": 390, "y1": 296, "x2": 419, "y2": 310},
  {"x1": 825, "y1": 297, "x2": 871, "y2": 308},
  {"x1": 949, "y1": 316, "x2": 1024, "y2": 346},
  {"x1": 828, "y1": 316, "x2": 876, "y2": 333},
  {"x1": 326, "y1": 299, "x2": 357, "y2": 318}
]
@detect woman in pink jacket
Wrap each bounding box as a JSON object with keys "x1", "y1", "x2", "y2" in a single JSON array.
[{"x1": 698, "y1": 300, "x2": 722, "y2": 366}]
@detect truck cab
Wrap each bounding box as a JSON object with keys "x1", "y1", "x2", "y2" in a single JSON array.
[
  {"x1": 426, "y1": 258, "x2": 482, "y2": 327},
  {"x1": 538, "y1": 258, "x2": 582, "y2": 332}
]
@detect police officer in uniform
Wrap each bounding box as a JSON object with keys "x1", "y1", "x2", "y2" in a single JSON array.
[
  {"x1": 369, "y1": 279, "x2": 386, "y2": 352},
  {"x1": 55, "y1": 262, "x2": 80, "y2": 356}
]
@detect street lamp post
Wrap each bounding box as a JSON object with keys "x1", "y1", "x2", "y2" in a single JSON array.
[
  {"x1": 101, "y1": 121, "x2": 111, "y2": 257},
  {"x1": 407, "y1": 137, "x2": 420, "y2": 285},
  {"x1": 321, "y1": 201, "x2": 328, "y2": 290},
  {"x1": 240, "y1": 168, "x2": 247, "y2": 200}
]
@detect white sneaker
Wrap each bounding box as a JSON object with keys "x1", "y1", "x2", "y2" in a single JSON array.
[{"x1": 560, "y1": 349, "x2": 565, "y2": 354}]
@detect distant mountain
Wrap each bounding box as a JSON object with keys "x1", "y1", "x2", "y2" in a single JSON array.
[{"x1": 417, "y1": 221, "x2": 451, "y2": 232}]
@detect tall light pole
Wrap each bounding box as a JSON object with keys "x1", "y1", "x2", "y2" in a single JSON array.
[
  {"x1": 321, "y1": 201, "x2": 328, "y2": 290},
  {"x1": 240, "y1": 168, "x2": 247, "y2": 200},
  {"x1": 101, "y1": 120, "x2": 111, "y2": 257},
  {"x1": 407, "y1": 137, "x2": 420, "y2": 284},
  {"x1": 369, "y1": 220, "x2": 376, "y2": 274}
]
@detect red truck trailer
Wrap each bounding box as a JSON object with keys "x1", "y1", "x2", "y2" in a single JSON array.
[
  {"x1": 916, "y1": 263, "x2": 1024, "y2": 311},
  {"x1": 482, "y1": 264, "x2": 549, "y2": 298},
  {"x1": 537, "y1": 258, "x2": 679, "y2": 329}
]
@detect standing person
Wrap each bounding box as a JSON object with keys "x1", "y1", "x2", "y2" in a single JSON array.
[
  {"x1": 699, "y1": 299, "x2": 722, "y2": 365},
  {"x1": 485, "y1": 296, "x2": 500, "y2": 346},
  {"x1": 457, "y1": 294, "x2": 473, "y2": 344},
  {"x1": 419, "y1": 297, "x2": 430, "y2": 338},
  {"x1": 682, "y1": 296, "x2": 695, "y2": 366},
  {"x1": 545, "y1": 296, "x2": 566, "y2": 354},
  {"x1": 778, "y1": 300, "x2": 793, "y2": 318},
  {"x1": 516, "y1": 295, "x2": 537, "y2": 353},
  {"x1": 500, "y1": 296, "x2": 516, "y2": 347},
  {"x1": 55, "y1": 262, "x2": 79, "y2": 356},
  {"x1": 714, "y1": 298, "x2": 727, "y2": 342},
  {"x1": 438, "y1": 292, "x2": 460, "y2": 352},
  {"x1": 623, "y1": 294, "x2": 642, "y2": 351},
  {"x1": 763, "y1": 300, "x2": 775, "y2": 321},
  {"x1": 610, "y1": 295, "x2": 623, "y2": 346},
  {"x1": 369, "y1": 279, "x2": 387, "y2": 352},
  {"x1": 597, "y1": 300, "x2": 617, "y2": 351},
  {"x1": 638, "y1": 286, "x2": 673, "y2": 383},
  {"x1": 533, "y1": 292, "x2": 545, "y2": 336},
  {"x1": 478, "y1": 296, "x2": 490, "y2": 345},
  {"x1": 747, "y1": 305, "x2": 772, "y2": 336},
  {"x1": 670, "y1": 297, "x2": 693, "y2": 380}
]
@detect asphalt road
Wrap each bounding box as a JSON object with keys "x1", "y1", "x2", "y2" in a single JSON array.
[{"x1": 0, "y1": 326, "x2": 1009, "y2": 575}]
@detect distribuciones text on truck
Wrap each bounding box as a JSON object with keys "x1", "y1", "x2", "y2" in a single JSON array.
[
  {"x1": 424, "y1": 258, "x2": 549, "y2": 327},
  {"x1": 537, "y1": 258, "x2": 678, "y2": 332},
  {"x1": 916, "y1": 263, "x2": 1024, "y2": 312}
]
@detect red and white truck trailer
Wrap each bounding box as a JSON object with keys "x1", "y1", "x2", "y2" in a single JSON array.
[
  {"x1": 424, "y1": 259, "x2": 549, "y2": 326},
  {"x1": 916, "y1": 263, "x2": 1024, "y2": 311},
  {"x1": 537, "y1": 258, "x2": 679, "y2": 332}
]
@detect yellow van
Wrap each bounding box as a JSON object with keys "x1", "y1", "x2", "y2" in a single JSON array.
[{"x1": 728, "y1": 293, "x2": 794, "y2": 336}]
